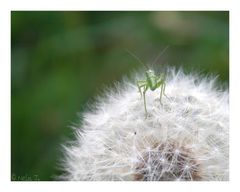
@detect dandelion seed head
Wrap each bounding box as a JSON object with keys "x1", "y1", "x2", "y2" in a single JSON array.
[{"x1": 59, "y1": 68, "x2": 229, "y2": 181}]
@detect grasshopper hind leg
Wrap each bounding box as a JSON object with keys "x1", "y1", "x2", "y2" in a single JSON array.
[
  {"x1": 160, "y1": 84, "x2": 164, "y2": 105},
  {"x1": 163, "y1": 82, "x2": 169, "y2": 100}
]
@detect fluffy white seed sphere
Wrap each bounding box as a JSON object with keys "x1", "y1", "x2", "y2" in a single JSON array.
[{"x1": 59, "y1": 68, "x2": 229, "y2": 181}]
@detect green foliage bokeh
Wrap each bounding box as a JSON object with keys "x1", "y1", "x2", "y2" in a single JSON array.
[{"x1": 11, "y1": 11, "x2": 228, "y2": 180}]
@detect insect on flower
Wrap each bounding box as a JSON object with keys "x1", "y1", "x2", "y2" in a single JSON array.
[{"x1": 127, "y1": 47, "x2": 169, "y2": 117}]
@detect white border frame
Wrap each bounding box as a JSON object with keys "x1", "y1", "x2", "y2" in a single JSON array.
[{"x1": 1, "y1": 1, "x2": 240, "y2": 192}]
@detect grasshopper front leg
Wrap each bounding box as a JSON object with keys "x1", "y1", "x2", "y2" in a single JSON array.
[
  {"x1": 137, "y1": 80, "x2": 146, "y2": 98},
  {"x1": 143, "y1": 84, "x2": 149, "y2": 117}
]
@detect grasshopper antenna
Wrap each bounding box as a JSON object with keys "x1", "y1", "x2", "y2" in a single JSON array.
[
  {"x1": 126, "y1": 49, "x2": 149, "y2": 70},
  {"x1": 150, "y1": 45, "x2": 170, "y2": 67}
]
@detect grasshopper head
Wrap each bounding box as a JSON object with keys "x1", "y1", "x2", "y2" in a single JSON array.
[{"x1": 146, "y1": 69, "x2": 154, "y2": 77}]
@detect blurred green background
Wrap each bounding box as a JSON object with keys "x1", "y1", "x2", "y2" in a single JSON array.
[{"x1": 11, "y1": 11, "x2": 229, "y2": 181}]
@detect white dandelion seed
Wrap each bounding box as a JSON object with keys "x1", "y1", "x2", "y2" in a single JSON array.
[{"x1": 58, "y1": 68, "x2": 229, "y2": 181}]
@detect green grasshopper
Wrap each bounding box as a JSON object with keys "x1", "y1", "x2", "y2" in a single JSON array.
[{"x1": 127, "y1": 48, "x2": 168, "y2": 117}]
